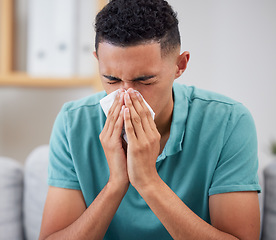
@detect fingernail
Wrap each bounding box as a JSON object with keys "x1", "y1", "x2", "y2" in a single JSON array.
[{"x1": 134, "y1": 90, "x2": 141, "y2": 98}]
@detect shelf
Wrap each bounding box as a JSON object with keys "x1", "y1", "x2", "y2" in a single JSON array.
[
  {"x1": 0, "y1": 0, "x2": 107, "y2": 89},
  {"x1": 0, "y1": 72, "x2": 103, "y2": 90}
]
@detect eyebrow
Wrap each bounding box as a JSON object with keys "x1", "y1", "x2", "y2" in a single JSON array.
[{"x1": 103, "y1": 75, "x2": 156, "y2": 82}]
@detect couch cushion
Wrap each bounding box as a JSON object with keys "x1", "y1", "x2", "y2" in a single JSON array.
[
  {"x1": 0, "y1": 157, "x2": 24, "y2": 240},
  {"x1": 23, "y1": 145, "x2": 49, "y2": 240},
  {"x1": 262, "y1": 161, "x2": 276, "y2": 240}
]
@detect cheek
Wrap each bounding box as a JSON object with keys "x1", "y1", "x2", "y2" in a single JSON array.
[
  {"x1": 142, "y1": 83, "x2": 174, "y2": 114},
  {"x1": 102, "y1": 82, "x2": 120, "y2": 94},
  {"x1": 139, "y1": 87, "x2": 161, "y2": 112}
]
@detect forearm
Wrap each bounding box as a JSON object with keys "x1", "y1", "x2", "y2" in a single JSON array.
[
  {"x1": 135, "y1": 175, "x2": 238, "y2": 240},
  {"x1": 44, "y1": 181, "x2": 129, "y2": 240}
]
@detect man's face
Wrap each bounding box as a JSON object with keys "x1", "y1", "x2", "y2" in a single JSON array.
[{"x1": 96, "y1": 42, "x2": 181, "y2": 121}]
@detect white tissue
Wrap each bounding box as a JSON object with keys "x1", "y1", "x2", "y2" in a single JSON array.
[{"x1": 100, "y1": 89, "x2": 155, "y2": 142}]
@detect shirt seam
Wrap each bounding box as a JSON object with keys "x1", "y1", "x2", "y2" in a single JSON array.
[
  {"x1": 48, "y1": 177, "x2": 79, "y2": 183},
  {"x1": 188, "y1": 96, "x2": 241, "y2": 106},
  {"x1": 208, "y1": 184, "x2": 261, "y2": 195},
  {"x1": 62, "y1": 91, "x2": 106, "y2": 113},
  {"x1": 64, "y1": 102, "x2": 102, "y2": 114}
]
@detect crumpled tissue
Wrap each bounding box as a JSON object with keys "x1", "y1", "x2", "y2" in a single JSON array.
[{"x1": 100, "y1": 89, "x2": 155, "y2": 142}]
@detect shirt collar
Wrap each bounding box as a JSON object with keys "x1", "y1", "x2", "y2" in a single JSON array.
[{"x1": 157, "y1": 83, "x2": 189, "y2": 162}]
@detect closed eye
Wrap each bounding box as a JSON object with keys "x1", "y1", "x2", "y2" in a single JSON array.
[
  {"x1": 134, "y1": 76, "x2": 157, "y2": 85},
  {"x1": 107, "y1": 81, "x2": 119, "y2": 85},
  {"x1": 103, "y1": 74, "x2": 157, "y2": 85},
  {"x1": 141, "y1": 81, "x2": 154, "y2": 85},
  {"x1": 103, "y1": 75, "x2": 121, "y2": 84}
]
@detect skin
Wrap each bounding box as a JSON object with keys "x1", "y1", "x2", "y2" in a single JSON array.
[
  {"x1": 39, "y1": 42, "x2": 260, "y2": 240},
  {"x1": 97, "y1": 42, "x2": 187, "y2": 140}
]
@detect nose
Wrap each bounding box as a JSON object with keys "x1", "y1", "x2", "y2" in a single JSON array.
[{"x1": 122, "y1": 81, "x2": 136, "y2": 91}]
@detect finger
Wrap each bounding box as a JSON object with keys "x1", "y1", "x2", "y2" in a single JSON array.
[
  {"x1": 134, "y1": 91, "x2": 157, "y2": 131},
  {"x1": 105, "y1": 90, "x2": 125, "y2": 137},
  {"x1": 124, "y1": 91, "x2": 146, "y2": 140},
  {"x1": 124, "y1": 107, "x2": 137, "y2": 142},
  {"x1": 128, "y1": 89, "x2": 153, "y2": 134},
  {"x1": 107, "y1": 89, "x2": 124, "y2": 116},
  {"x1": 112, "y1": 105, "x2": 125, "y2": 138}
]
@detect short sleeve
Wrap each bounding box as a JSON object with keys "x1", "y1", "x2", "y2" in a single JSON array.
[
  {"x1": 48, "y1": 105, "x2": 81, "y2": 190},
  {"x1": 209, "y1": 104, "x2": 261, "y2": 196}
]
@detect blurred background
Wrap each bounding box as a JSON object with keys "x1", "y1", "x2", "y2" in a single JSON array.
[
  {"x1": 0, "y1": 0, "x2": 276, "y2": 177},
  {"x1": 1, "y1": 1, "x2": 276, "y2": 239}
]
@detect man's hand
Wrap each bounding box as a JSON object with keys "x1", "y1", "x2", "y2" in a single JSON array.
[
  {"x1": 123, "y1": 89, "x2": 161, "y2": 189},
  {"x1": 100, "y1": 89, "x2": 129, "y2": 186}
]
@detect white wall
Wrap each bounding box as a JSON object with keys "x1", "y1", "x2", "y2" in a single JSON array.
[
  {"x1": 0, "y1": 0, "x2": 275, "y2": 171},
  {"x1": 0, "y1": 87, "x2": 94, "y2": 162},
  {"x1": 169, "y1": 0, "x2": 276, "y2": 175}
]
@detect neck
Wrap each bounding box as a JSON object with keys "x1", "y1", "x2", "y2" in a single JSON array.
[{"x1": 155, "y1": 98, "x2": 174, "y2": 138}]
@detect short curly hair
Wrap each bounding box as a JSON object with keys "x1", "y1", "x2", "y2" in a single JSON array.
[{"x1": 95, "y1": 0, "x2": 181, "y2": 56}]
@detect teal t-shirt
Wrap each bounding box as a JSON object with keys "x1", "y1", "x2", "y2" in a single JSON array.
[{"x1": 48, "y1": 83, "x2": 261, "y2": 239}]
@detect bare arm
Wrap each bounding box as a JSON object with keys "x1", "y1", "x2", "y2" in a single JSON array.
[
  {"x1": 136, "y1": 178, "x2": 260, "y2": 240},
  {"x1": 123, "y1": 89, "x2": 260, "y2": 240},
  {"x1": 40, "y1": 89, "x2": 129, "y2": 240},
  {"x1": 39, "y1": 183, "x2": 128, "y2": 240},
  {"x1": 209, "y1": 191, "x2": 260, "y2": 240}
]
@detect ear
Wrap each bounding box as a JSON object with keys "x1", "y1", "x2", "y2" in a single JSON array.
[
  {"x1": 175, "y1": 51, "x2": 190, "y2": 79},
  {"x1": 93, "y1": 51, "x2": 98, "y2": 60}
]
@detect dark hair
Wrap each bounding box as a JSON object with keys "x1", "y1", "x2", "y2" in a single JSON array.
[{"x1": 95, "y1": 0, "x2": 181, "y2": 56}]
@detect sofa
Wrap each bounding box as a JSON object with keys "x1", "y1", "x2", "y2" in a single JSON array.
[
  {"x1": 0, "y1": 145, "x2": 49, "y2": 240},
  {"x1": 0, "y1": 145, "x2": 275, "y2": 240}
]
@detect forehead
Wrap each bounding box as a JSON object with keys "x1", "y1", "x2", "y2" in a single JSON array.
[{"x1": 97, "y1": 42, "x2": 164, "y2": 76}]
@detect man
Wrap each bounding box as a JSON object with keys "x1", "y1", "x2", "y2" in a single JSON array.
[{"x1": 39, "y1": 0, "x2": 261, "y2": 239}]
